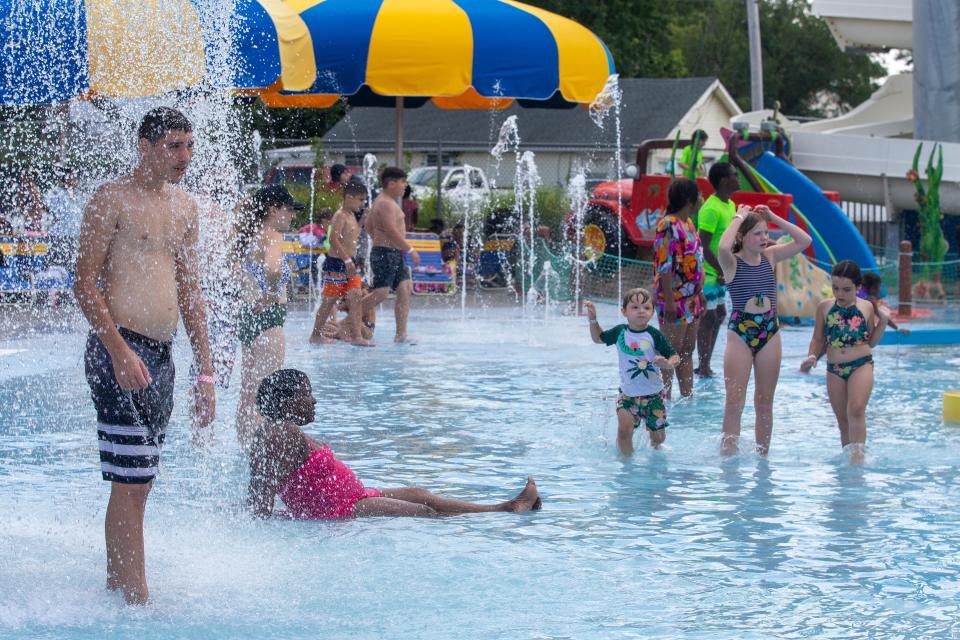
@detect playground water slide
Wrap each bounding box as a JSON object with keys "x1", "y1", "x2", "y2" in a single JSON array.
[{"x1": 753, "y1": 152, "x2": 879, "y2": 270}]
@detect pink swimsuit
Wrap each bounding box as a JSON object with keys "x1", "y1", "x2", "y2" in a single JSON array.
[{"x1": 277, "y1": 445, "x2": 382, "y2": 519}]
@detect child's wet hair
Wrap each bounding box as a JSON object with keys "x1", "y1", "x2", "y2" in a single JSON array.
[
  {"x1": 342, "y1": 180, "x2": 367, "y2": 198},
  {"x1": 861, "y1": 271, "x2": 881, "y2": 291},
  {"x1": 257, "y1": 369, "x2": 310, "y2": 420},
  {"x1": 831, "y1": 260, "x2": 862, "y2": 287},
  {"x1": 621, "y1": 287, "x2": 652, "y2": 309},
  {"x1": 316, "y1": 208, "x2": 334, "y2": 222}
]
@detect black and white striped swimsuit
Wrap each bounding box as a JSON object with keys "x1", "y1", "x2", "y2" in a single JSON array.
[{"x1": 728, "y1": 255, "x2": 777, "y2": 313}]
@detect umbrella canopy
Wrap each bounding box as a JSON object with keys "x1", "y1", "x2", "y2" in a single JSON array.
[
  {"x1": 1, "y1": 0, "x2": 614, "y2": 108},
  {"x1": 244, "y1": 0, "x2": 614, "y2": 110}
]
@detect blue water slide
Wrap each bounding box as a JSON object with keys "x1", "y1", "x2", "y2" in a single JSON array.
[{"x1": 754, "y1": 152, "x2": 878, "y2": 270}]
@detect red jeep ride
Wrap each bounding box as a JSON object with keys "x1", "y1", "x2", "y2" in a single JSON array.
[{"x1": 568, "y1": 137, "x2": 794, "y2": 261}]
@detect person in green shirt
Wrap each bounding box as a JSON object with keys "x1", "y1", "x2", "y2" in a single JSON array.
[
  {"x1": 677, "y1": 129, "x2": 708, "y2": 177},
  {"x1": 695, "y1": 162, "x2": 739, "y2": 377}
]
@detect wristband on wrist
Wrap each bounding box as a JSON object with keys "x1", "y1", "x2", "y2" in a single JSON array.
[
  {"x1": 589, "y1": 319, "x2": 599, "y2": 325},
  {"x1": 196, "y1": 374, "x2": 215, "y2": 384}
]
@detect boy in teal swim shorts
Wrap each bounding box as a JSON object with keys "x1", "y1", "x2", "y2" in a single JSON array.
[{"x1": 585, "y1": 288, "x2": 679, "y2": 454}]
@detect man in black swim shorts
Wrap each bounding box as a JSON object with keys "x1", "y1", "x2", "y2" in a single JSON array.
[{"x1": 73, "y1": 107, "x2": 215, "y2": 604}]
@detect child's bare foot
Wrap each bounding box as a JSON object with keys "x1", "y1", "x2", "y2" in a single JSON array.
[
  {"x1": 507, "y1": 476, "x2": 540, "y2": 512},
  {"x1": 394, "y1": 334, "x2": 417, "y2": 344},
  {"x1": 350, "y1": 337, "x2": 376, "y2": 347},
  {"x1": 309, "y1": 334, "x2": 338, "y2": 345}
]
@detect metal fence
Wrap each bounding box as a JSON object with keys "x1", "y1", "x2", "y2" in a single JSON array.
[{"x1": 841, "y1": 201, "x2": 888, "y2": 252}]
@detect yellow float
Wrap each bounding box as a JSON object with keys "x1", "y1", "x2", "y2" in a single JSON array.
[{"x1": 945, "y1": 391, "x2": 960, "y2": 423}]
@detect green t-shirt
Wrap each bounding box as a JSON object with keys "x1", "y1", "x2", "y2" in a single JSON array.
[
  {"x1": 696, "y1": 194, "x2": 736, "y2": 286},
  {"x1": 678, "y1": 145, "x2": 703, "y2": 172}
]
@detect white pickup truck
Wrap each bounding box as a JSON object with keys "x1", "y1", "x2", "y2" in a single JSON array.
[{"x1": 408, "y1": 166, "x2": 490, "y2": 200}]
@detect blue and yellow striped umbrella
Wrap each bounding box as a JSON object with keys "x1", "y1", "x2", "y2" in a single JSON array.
[{"x1": 0, "y1": 0, "x2": 614, "y2": 108}]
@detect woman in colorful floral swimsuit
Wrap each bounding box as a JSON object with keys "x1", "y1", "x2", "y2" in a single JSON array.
[
  {"x1": 654, "y1": 178, "x2": 705, "y2": 399},
  {"x1": 801, "y1": 260, "x2": 888, "y2": 464},
  {"x1": 717, "y1": 204, "x2": 811, "y2": 456}
]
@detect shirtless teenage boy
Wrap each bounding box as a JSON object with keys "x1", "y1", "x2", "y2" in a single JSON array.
[
  {"x1": 361, "y1": 167, "x2": 420, "y2": 342},
  {"x1": 309, "y1": 181, "x2": 372, "y2": 346},
  {"x1": 73, "y1": 107, "x2": 215, "y2": 605}
]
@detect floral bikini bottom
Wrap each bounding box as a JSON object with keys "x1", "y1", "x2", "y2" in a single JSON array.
[
  {"x1": 728, "y1": 308, "x2": 780, "y2": 356},
  {"x1": 826, "y1": 355, "x2": 873, "y2": 381}
]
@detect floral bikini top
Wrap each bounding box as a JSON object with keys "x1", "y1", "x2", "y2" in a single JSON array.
[{"x1": 825, "y1": 302, "x2": 870, "y2": 348}]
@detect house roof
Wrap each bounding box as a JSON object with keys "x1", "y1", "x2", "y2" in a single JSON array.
[{"x1": 320, "y1": 77, "x2": 736, "y2": 153}]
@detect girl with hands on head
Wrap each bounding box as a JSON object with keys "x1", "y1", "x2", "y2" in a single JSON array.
[{"x1": 717, "y1": 204, "x2": 812, "y2": 456}]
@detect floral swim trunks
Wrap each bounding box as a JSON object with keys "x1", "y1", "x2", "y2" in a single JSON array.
[{"x1": 616, "y1": 389, "x2": 668, "y2": 431}]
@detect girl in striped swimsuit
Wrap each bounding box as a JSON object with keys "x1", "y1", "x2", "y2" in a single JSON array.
[{"x1": 717, "y1": 205, "x2": 812, "y2": 456}]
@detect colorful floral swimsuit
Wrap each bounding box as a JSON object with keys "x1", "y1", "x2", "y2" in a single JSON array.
[
  {"x1": 825, "y1": 302, "x2": 873, "y2": 380},
  {"x1": 654, "y1": 215, "x2": 704, "y2": 325}
]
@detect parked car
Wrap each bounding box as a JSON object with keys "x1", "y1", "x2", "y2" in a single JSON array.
[{"x1": 408, "y1": 166, "x2": 490, "y2": 200}]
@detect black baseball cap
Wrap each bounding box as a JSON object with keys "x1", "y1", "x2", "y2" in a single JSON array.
[{"x1": 254, "y1": 185, "x2": 305, "y2": 211}]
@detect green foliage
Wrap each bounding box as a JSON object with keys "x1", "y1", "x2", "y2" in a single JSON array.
[
  {"x1": 670, "y1": 0, "x2": 885, "y2": 117},
  {"x1": 285, "y1": 183, "x2": 342, "y2": 228},
  {"x1": 420, "y1": 187, "x2": 571, "y2": 239},
  {"x1": 417, "y1": 191, "x2": 455, "y2": 222},
  {"x1": 526, "y1": 1, "x2": 690, "y2": 78},
  {"x1": 245, "y1": 98, "x2": 347, "y2": 142},
  {"x1": 527, "y1": 0, "x2": 886, "y2": 118}
]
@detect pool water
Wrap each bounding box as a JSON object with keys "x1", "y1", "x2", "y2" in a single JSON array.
[{"x1": 2, "y1": 303, "x2": 960, "y2": 639}]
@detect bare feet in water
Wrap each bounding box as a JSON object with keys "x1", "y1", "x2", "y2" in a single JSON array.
[
  {"x1": 507, "y1": 476, "x2": 541, "y2": 512},
  {"x1": 308, "y1": 334, "x2": 338, "y2": 345}
]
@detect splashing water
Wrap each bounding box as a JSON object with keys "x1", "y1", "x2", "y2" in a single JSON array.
[
  {"x1": 566, "y1": 168, "x2": 589, "y2": 311},
  {"x1": 490, "y1": 115, "x2": 520, "y2": 168},
  {"x1": 515, "y1": 151, "x2": 541, "y2": 316},
  {"x1": 588, "y1": 74, "x2": 625, "y2": 303},
  {"x1": 445, "y1": 164, "x2": 488, "y2": 319},
  {"x1": 362, "y1": 153, "x2": 379, "y2": 206}
]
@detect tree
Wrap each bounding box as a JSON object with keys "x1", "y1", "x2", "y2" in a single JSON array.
[
  {"x1": 525, "y1": 1, "x2": 692, "y2": 78},
  {"x1": 671, "y1": 0, "x2": 886, "y2": 116}
]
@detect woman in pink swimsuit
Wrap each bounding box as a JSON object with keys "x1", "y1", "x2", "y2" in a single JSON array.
[{"x1": 247, "y1": 369, "x2": 542, "y2": 519}]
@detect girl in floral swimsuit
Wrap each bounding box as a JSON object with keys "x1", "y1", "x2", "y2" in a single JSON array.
[
  {"x1": 248, "y1": 369, "x2": 542, "y2": 519},
  {"x1": 654, "y1": 178, "x2": 705, "y2": 398},
  {"x1": 801, "y1": 260, "x2": 888, "y2": 464}
]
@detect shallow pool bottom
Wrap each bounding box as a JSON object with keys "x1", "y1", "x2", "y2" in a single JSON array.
[{"x1": 2, "y1": 303, "x2": 960, "y2": 639}]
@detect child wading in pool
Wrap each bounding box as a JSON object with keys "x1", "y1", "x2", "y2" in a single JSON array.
[
  {"x1": 718, "y1": 205, "x2": 812, "y2": 456},
  {"x1": 801, "y1": 260, "x2": 889, "y2": 464},
  {"x1": 860, "y1": 271, "x2": 910, "y2": 335},
  {"x1": 585, "y1": 288, "x2": 679, "y2": 454},
  {"x1": 248, "y1": 369, "x2": 541, "y2": 518}
]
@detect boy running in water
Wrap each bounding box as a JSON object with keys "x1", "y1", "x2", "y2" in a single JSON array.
[
  {"x1": 310, "y1": 181, "x2": 372, "y2": 346},
  {"x1": 585, "y1": 289, "x2": 679, "y2": 454}
]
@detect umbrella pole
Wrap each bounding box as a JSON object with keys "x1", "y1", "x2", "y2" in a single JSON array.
[{"x1": 395, "y1": 97, "x2": 404, "y2": 168}]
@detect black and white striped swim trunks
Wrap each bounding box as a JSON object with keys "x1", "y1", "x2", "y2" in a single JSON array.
[{"x1": 84, "y1": 327, "x2": 175, "y2": 484}]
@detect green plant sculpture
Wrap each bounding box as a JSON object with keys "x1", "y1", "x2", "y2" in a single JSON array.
[{"x1": 907, "y1": 143, "x2": 949, "y2": 297}]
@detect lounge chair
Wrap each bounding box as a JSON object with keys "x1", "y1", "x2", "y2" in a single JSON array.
[{"x1": 404, "y1": 231, "x2": 456, "y2": 295}]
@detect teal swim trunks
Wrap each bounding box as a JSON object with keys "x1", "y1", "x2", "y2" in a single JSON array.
[{"x1": 703, "y1": 283, "x2": 727, "y2": 310}]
